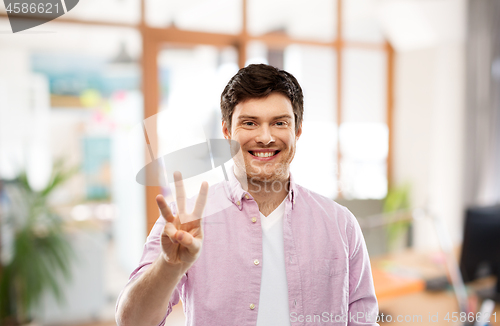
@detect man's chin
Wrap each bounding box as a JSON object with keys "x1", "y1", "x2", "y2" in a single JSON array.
[
  {"x1": 245, "y1": 169, "x2": 289, "y2": 183},
  {"x1": 246, "y1": 174, "x2": 274, "y2": 183},
  {"x1": 233, "y1": 159, "x2": 290, "y2": 181}
]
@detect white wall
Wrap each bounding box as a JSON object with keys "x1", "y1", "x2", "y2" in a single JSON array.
[{"x1": 390, "y1": 0, "x2": 467, "y2": 249}]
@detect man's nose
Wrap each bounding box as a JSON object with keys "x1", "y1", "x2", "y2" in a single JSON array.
[{"x1": 255, "y1": 125, "x2": 275, "y2": 145}]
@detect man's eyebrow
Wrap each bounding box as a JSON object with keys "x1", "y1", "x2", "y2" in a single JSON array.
[
  {"x1": 273, "y1": 114, "x2": 293, "y2": 120},
  {"x1": 237, "y1": 115, "x2": 259, "y2": 120},
  {"x1": 238, "y1": 114, "x2": 293, "y2": 121},
  {"x1": 237, "y1": 114, "x2": 293, "y2": 120}
]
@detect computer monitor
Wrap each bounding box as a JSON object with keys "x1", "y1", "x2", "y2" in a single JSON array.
[{"x1": 459, "y1": 205, "x2": 500, "y2": 302}]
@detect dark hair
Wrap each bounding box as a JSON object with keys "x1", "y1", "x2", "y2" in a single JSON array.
[{"x1": 220, "y1": 64, "x2": 304, "y2": 133}]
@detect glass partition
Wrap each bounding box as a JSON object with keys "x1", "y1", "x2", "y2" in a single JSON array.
[
  {"x1": 340, "y1": 48, "x2": 388, "y2": 199},
  {"x1": 285, "y1": 45, "x2": 338, "y2": 198}
]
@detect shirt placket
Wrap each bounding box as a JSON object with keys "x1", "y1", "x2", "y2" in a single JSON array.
[
  {"x1": 241, "y1": 194, "x2": 263, "y2": 326},
  {"x1": 283, "y1": 199, "x2": 305, "y2": 326}
]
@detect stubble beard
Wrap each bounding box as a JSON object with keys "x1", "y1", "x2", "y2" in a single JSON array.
[{"x1": 237, "y1": 145, "x2": 296, "y2": 187}]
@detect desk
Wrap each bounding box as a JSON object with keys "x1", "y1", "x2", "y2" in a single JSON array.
[
  {"x1": 372, "y1": 249, "x2": 500, "y2": 325},
  {"x1": 371, "y1": 249, "x2": 448, "y2": 301}
]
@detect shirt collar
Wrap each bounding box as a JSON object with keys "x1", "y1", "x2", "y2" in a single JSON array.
[{"x1": 224, "y1": 165, "x2": 297, "y2": 210}]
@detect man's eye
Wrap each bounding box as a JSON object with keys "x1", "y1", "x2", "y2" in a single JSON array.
[
  {"x1": 244, "y1": 121, "x2": 255, "y2": 126},
  {"x1": 276, "y1": 121, "x2": 287, "y2": 126}
]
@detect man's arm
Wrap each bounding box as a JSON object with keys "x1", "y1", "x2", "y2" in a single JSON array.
[
  {"x1": 115, "y1": 255, "x2": 186, "y2": 326},
  {"x1": 116, "y1": 173, "x2": 208, "y2": 326},
  {"x1": 346, "y1": 209, "x2": 380, "y2": 326}
]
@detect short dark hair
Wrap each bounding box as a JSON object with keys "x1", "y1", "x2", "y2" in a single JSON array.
[{"x1": 220, "y1": 64, "x2": 304, "y2": 133}]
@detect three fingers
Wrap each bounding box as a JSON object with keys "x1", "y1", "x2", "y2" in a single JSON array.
[
  {"x1": 156, "y1": 171, "x2": 197, "y2": 223},
  {"x1": 157, "y1": 172, "x2": 207, "y2": 251}
]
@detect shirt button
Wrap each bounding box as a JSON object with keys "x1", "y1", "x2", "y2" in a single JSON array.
[
  {"x1": 251, "y1": 217, "x2": 257, "y2": 223},
  {"x1": 254, "y1": 259, "x2": 260, "y2": 265},
  {"x1": 236, "y1": 201, "x2": 241, "y2": 206},
  {"x1": 245, "y1": 194, "x2": 250, "y2": 199},
  {"x1": 293, "y1": 199, "x2": 296, "y2": 204},
  {"x1": 250, "y1": 303, "x2": 255, "y2": 310}
]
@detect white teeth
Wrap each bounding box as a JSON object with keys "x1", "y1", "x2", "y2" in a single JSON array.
[{"x1": 253, "y1": 151, "x2": 276, "y2": 157}]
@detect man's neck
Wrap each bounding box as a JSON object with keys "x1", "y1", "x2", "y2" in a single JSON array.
[
  {"x1": 232, "y1": 166, "x2": 290, "y2": 216},
  {"x1": 247, "y1": 178, "x2": 289, "y2": 217}
]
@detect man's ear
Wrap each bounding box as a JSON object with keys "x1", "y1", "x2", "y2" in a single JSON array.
[
  {"x1": 295, "y1": 122, "x2": 302, "y2": 140},
  {"x1": 222, "y1": 120, "x2": 231, "y2": 139}
]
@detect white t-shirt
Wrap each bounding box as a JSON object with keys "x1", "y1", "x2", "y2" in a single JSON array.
[{"x1": 256, "y1": 198, "x2": 291, "y2": 326}]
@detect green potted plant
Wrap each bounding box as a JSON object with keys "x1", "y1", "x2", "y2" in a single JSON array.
[
  {"x1": 0, "y1": 159, "x2": 77, "y2": 325},
  {"x1": 383, "y1": 183, "x2": 412, "y2": 252}
]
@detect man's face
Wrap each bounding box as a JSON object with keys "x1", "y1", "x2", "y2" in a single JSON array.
[{"x1": 222, "y1": 92, "x2": 302, "y2": 183}]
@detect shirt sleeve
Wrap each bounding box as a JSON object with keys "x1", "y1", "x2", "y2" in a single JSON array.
[
  {"x1": 115, "y1": 214, "x2": 188, "y2": 326},
  {"x1": 345, "y1": 208, "x2": 380, "y2": 326}
]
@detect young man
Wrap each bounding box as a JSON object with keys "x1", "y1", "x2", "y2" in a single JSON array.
[{"x1": 116, "y1": 64, "x2": 379, "y2": 326}]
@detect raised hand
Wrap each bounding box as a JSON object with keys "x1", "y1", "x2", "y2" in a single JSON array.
[{"x1": 156, "y1": 171, "x2": 209, "y2": 269}]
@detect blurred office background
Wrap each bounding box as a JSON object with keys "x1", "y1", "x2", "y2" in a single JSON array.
[{"x1": 0, "y1": 0, "x2": 499, "y2": 325}]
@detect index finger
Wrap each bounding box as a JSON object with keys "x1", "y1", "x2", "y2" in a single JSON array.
[{"x1": 156, "y1": 194, "x2": 174, "y2": 223}]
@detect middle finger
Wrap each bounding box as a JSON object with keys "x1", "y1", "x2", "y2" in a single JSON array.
[{"x1": 173, "y1": 171, "x2": 186, "y2": 214}]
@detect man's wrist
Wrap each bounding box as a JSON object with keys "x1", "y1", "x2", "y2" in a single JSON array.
[{"x1": 156, "y1": 253, "x2": 189, "y2": 278}]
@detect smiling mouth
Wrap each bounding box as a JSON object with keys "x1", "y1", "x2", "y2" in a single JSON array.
[{"x1": 249, "y1": 150, "x2": 280, "y2": 158}]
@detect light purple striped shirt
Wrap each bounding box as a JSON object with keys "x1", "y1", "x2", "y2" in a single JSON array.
[{"x1": 124, "y1": 170, "x2": 379, "y2": 326}]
